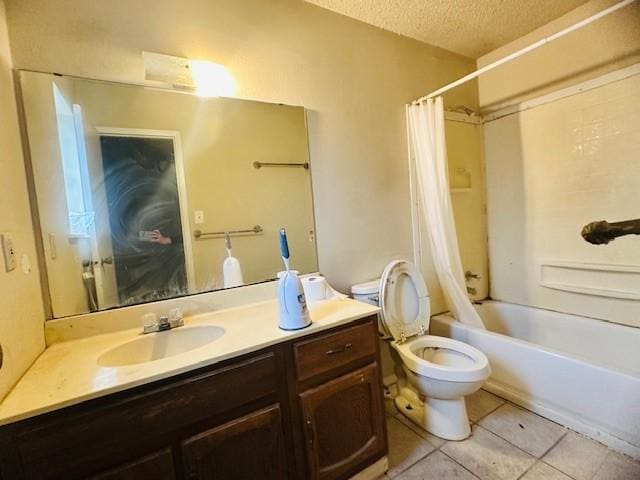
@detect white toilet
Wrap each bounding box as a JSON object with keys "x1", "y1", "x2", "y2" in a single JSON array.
[{"x1": 353, "y1": 260, "x2": 490, "y2": 441}]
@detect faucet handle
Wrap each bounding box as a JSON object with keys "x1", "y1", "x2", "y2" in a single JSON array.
[
  {"x1": 465, "y1": 270, "x2": 481, "y2": 281},
  {"x1": 142, "y1": 313, "x2": 158, "y2": 334},
  {"x1": 168, "y1": 308, "x2": 184, "y2": 328}
]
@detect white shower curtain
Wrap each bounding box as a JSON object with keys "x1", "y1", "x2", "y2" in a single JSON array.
[{"x1": 408, "y1": 97, "x2": 484, "y2": 328}]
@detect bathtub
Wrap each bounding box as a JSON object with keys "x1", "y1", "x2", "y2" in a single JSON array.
[{"x1": 431, "y1": 300, "x2": 640, "y2": 459}]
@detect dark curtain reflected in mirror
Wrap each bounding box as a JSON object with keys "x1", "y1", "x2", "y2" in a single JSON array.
[{"x1": 100, "y1": 136, "x2": 187, "y2": 305}]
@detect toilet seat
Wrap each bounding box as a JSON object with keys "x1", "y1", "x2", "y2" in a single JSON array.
[
  {"x1": 394, "y1": 336, "x2": 490, "y2": 382},
  {"x1": 379, "y1": 260, "x2": 490, "y2": 382},
  {"x1": 379, "y1": 260, "x2": 430, "y2": 342}
]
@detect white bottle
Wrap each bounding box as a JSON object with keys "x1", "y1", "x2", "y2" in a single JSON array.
[{"x1": 277, "y1": 228, "x2": 311, "y2": 330}]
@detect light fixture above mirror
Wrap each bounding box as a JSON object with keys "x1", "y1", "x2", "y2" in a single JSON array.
[{"x1": 142, "y1": 51, "x2": 236, "y2": 98}]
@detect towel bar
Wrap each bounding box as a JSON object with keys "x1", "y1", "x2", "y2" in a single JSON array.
[
  {"x1": 194, "y1": 225, "x2": 263, "y2": 239},
  {"x1": 253, "y1": 161, "x2": 309, "y2": 170}
]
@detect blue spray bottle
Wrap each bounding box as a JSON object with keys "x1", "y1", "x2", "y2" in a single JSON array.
[{"x1": 277, "y1": 228, "x2": 311, "y2": 330}]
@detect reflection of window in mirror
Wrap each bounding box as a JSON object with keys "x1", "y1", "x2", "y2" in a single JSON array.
[{"x1": 52, "y1": 83, "x2": 94, "y2": 237}]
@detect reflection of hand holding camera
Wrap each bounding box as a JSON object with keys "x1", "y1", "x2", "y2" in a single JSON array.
[
  {"x1": 150, "y1": 229, "x2": 173, "y2": 245},
  {"x1": 140, "y1": 229, "x2": 173, "y2": 245}
]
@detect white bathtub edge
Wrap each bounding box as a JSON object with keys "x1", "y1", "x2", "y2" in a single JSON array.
[{"x1": 484, "y1": 379, "x2": 640, "y2": 461}]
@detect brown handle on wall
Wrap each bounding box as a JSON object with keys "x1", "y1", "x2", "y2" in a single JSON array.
[
  {"x1": 581, "y1": 218, "x2": 640, "y2": 245},
  {"x1": 326, "y1": 343, "x2": 353, "y2": 355}
]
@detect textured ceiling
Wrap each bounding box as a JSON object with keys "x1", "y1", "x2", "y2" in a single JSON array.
[{"x1": 304, "y1": 0, "x2": 591, "y2": 58}]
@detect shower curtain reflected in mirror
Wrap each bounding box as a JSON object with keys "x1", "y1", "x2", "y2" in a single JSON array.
[{"x1": 408, "y1": 98, "x2": 484, "y2": 328}]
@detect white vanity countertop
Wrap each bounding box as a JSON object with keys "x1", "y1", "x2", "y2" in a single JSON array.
[{"x1": 0, "y1": 297, "x2": 379, "y2": 426}]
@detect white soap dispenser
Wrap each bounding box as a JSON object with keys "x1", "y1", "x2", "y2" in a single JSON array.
[
  {"x1": 222, "y1": 231, "x2": 244, "y2": 288},
  {"x1": 277, "y1": 228, "x2": 311, "y2": 330}
]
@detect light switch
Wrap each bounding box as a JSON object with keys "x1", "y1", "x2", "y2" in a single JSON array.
[
  {"x1": 194, "y1": 210, "x2": 205, "y2": 224},
  {"x1": 1, "y1": 234, "x2": 16, "y2": 272}
]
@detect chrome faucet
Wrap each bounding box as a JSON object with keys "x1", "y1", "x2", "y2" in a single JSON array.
[{"x1": 142, "y1": 308, "x2": 184, "y2": 334}]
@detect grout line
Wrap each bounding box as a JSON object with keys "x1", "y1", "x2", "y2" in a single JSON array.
[
  {"x1": 514, "y1": 461, "x2": 537, "y2": 480},
  {"x1": 441, "y1": 424, "x2": 548, "y2": 480},
  {"x1": 539, "y1": 430, "x2": 568, "y2": 460},
  {"x1": 470, "y1": 424, "x2": 544, "y2": 469},
  {"x1": 468, "y1": 390, "x2": 508, "y2": 424},
  {"x1": 586, "y1": 450, "x2": 613, "y2": 480},
  {"x1": 385, "y1": 416, "x2": 437, "y2": 478},
  {"x1": 474, "y1": 424, "x2": 538, "y2": 453},
  {"x1": 437, "y1": 446, "x2": 482, "y2": 479},
  {"x1": 471, "y1": 400, "x2": 505, "y2": 423},
  {"x1": 504, "y1": 400, "x2": 566, "y2": 429},
  {"x1": 539, "y1": 460, "x2": 580, "y2": 480},
  {"x1": 516, "y1": 459, "x2": 578, "y2": 480},
  {"x1": 388, "y1": 450, "x2": 433, "y2": 478},
  {"x1": 472, "y1": 396, "x2": 572, "y2": 461},
  {"x1": 479, "y1": 407, "x2": 569, "y2": 461},
  {"x1": 393, "y1": 412, "x2": 444, "y2": 448}
]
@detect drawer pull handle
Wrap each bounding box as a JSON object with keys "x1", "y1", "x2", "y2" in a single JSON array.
[{"x1": 326, "y1": 343, "x2": 353, "y2": 355}]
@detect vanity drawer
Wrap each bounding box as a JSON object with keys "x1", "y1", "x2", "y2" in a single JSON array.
[{"x1": 294, "y1": 319, "x2": 377, "y2": 382}]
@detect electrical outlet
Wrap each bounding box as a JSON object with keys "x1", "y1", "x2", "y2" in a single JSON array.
[
  {"x1": 194, "y1": 210, "x2": 205, "y2": 224},
  {"x1": 1, "y1": 234, "x2": 16, "y2": 272}
]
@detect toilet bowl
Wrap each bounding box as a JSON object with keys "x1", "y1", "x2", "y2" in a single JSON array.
[{"x1": 353, "y1": 260, "x2": 490, "y2": 441}]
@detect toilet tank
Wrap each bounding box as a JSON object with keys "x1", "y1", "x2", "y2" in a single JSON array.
[
  {"x1": 351, "y1": 279, "x2": 380, "y2": 306},
  {"x1": 351, "y1": 279, "x2": 391, "y2": 339}
]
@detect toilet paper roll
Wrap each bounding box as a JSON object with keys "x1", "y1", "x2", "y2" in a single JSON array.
[{"x1": 301, "y1": 275, "x2": 329, "y2": 302}]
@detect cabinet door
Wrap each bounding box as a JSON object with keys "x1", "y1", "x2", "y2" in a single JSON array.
[
  {"x1": 88, "y1": 449, "x2": 175, "y2": 480},
  {"x1": 181, "y1": 404, "x2": 287, "y2": 480},
  {"x1": 300, "y1": 363, "x2": 386, "y2": 480}
]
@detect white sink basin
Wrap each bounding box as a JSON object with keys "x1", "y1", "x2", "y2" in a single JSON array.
[{"x1": 97, "y1": 325, "x2": 225, "y2": 367}]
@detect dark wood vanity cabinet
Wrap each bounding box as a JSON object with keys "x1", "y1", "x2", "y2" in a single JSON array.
[
  {"x1": 0, "y1": 315, "x2": 386, "y2": 480},
  {"x1": 299, "y1": 364, "x2": 385, "y2": 480},
  {"x1": 90, "y1": 449, "x2": 177, "y2": 480},
  {"x1": 180, "y1": 404, "x2": 287, "y2": 480}
]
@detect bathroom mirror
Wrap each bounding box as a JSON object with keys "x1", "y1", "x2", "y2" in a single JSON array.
[{"x1": 18, "y1": 70, "x2": 317, "y2": 319}]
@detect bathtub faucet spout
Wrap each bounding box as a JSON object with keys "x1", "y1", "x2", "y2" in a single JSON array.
[{"x1": 581, "y1": 218, "x2": 640, "y2": 245}]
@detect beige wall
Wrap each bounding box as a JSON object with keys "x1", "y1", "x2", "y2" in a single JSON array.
[
  {"x1": 0, "y1": 0, "x2": 45, "y2": 400},
  {"x1": 481, "y1": 0, "x2": 640, "y2": 328},
  {"x1": 447, "y1": 121, "x2": 488, "y2": 300},
  {"x1": 477, "y1": 0, "x2": 640, "y2": 110},
  {"x1": 5, "y1": 0, "x2": 479, "y2": 315}
]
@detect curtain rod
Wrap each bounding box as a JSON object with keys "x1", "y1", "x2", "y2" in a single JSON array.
[{"x1": 414, "y1": 0, "x2": 637, "y2": 104}]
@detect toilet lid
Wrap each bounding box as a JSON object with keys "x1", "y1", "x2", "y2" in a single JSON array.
[{"x1": 379, "y1": 260, "x2": 430, "y2": 342}]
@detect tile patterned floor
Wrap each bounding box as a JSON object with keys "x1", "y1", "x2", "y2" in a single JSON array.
[{"x1": 382, "y1": 389, "x2": 640, "y2": 480}]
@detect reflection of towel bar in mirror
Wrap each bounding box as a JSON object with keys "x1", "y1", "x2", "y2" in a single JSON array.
[
  {"x1": 253, "y1": 161, "x2": 309, "y2": 170},
  {"x1": 194, "y1": 225, "x2": 264, "y2": 240}
]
